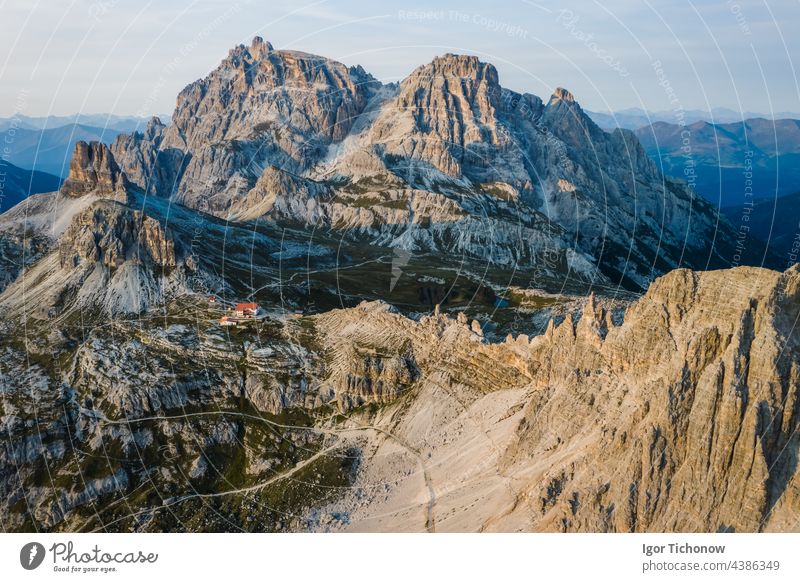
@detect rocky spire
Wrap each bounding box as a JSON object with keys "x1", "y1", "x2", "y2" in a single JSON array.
[
  {"x1": 371, "y1": 53, "x2": 506, "y2": 177},
  {"x1": 548, "y1": 86, "x2": 575, "y2": 105},
  {"x1": 248, "y1": 35, "x2": 274, "y2": 60},
  {"x1": 59, "y1": 141, "x2": 128, "y2": 199}
]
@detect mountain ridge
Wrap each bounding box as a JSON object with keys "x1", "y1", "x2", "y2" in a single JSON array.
[
  {"x1": 1, "y1": 263, "x2": 798, "y2": 532},
  {"x1": 635, "y1": 118, "x2": 800, "y2": 206},
  {"x1": 588, "y1": 107, "x2": 800, "y2": 130},
  {"x1": 101, "y1": 37, "x2": 777, "y2": 292},
  {"x1": 0, "y1": 123, "x2": 123, "y2": 178}
]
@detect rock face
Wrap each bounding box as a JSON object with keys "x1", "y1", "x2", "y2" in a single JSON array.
[
  {"x1": 369, "y1": 54, "x2": 508, "y2": 178},
  {"x1": 110, "y1": 117, "x2": 186, "y2": 198},
  {"x1": 59, "y1": 141, "x2": 128, "y2": 200},
  {"x1": 165, "y1": 36, "x2": 373, "y2": 151},
  {"x1": 496, "y1": 266, "x2": 800, "y2": 532},
  {"x1": 0, "y1": 37, "x2": 795, "y2": 534},
  {"x1": 0, "y1": 143, "x2": 138, "y2": 295},
  {"x1": 58, "y1": 202, "x2": 177, "y2": 270},
  {"x1": 113, "y1": 36, "x2": 378, "y2": 214},
  {"x1": 313, "y1": 266, "x2": 800, "y2": 533},
  {"x1": 108, "y1": 38, "x2": 775, "y2": 290},
  {"x1": 1, "y1": 199, "x2": 193, "y2": 316}
]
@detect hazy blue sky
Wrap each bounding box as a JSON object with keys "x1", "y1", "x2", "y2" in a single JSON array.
[{"x1": 1, "y1": 0, "x2": 798, "y2": 117}]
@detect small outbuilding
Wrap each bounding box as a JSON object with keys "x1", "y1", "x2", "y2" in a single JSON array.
[{"x1": 235, "y1": 302, "x2": 259, "y2": 318}]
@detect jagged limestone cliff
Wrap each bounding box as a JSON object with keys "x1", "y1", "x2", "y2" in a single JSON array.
[
  {"x1": 107, "y1": 38, "x2": 776, "y2": 289},
  {"x1": 314, "y1": 267, "x2": 800, "y2": 532}
]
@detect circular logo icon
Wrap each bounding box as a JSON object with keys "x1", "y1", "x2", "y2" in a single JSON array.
[{"x1": 20, "y1": 542, "x2": 46, "y2": 570}]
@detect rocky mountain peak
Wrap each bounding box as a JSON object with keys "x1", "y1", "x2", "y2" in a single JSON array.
[
  {"x1": 549, "y1": 86, "x2": 575, "y2": 104},
  {"x1": 248, "y1": 35, "x2": 274, "y2": 59},
  {"x1": 143, "y1": 116, "x2": 165, "y2": 140},
  {"x1": 370, "y1": 53, "x2": 506, "y2": 177},
  {"x1": 400, "y1": 53, "x2": 502, "y2": 113},
  {"x1": 109, "y1": 116, "x2": 185, "y2": 198},
  {"x1": 59, "y1": 141, "x2": 128, "y2": 199},
  {"x1": 165, "y1": 36, "x2": 372, "y2": 148},
  {"x1": 408, "y1": 53, "x2": 499, "y2": 86},
  {"x1": 225, "y1": 36, "x2": 272, "y2": 63},
  {"x1": 101, "y1": 40, "x2": 776, "y2": 291},
  {"x1": 147, "y1": 37, "x2": 377, "y2": 209}
]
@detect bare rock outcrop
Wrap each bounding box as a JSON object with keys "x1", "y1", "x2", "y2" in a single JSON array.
[
  {"x1": 126, "y1": 36, "x2": 380, "y2": 209},
  {"x1": 307, "y1": 267, "x2": 800, "y2": 533},
  {"x1": 103, "y1": 39, "x2": 776, "y2": 289},
  {"x1": 111, "y1": 117, "x2": 186, "y2": 197},
  {"x1": 370, "y1": 54, "x2": 508, "y2": 178},
  {"x1": 59, "y1": 141, "x2": 128, "y2": 200},
  {"x1": 58, "y1": 201, "x2": 177, "y2": 270},
  {"x1": 0, "y1": 199, "x2": 195, "y2": 317},
  {"x1": 1, "y1": 264, "x2": 798, "y2": 532},
  {"x1": 496, "y1": 266, "x2": 800, "y2": 532}
]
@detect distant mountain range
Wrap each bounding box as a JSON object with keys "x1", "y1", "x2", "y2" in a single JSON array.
[
  {"x1": 722, "y1": 191, "x2": 800, "y2": 260},
  {"x1": 634, "y1": 118, "x2": 800, "y2": 206},
  {"x1": 0, "y1": 113, "x2": 168, "y2": 133},
  {"x1": 586, "y1": 107, "x2": 800, "y2": 130},
  {"x1": 0, "y1": 123, "x2": 125, "y2": 178},
  {"x1": 0, "y1": 160, "x2": 61, "y2": 213},
  {"x1": 625, "y1": 115, "x2": 800, "y2": 266}
]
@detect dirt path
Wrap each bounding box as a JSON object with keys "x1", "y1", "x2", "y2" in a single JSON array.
[
  {"x1": 97, "y1": 409, "x2": 437, "y2": 532},
  {"x1": 165, "y1": 443, "x2": 340, "y2": 504}
]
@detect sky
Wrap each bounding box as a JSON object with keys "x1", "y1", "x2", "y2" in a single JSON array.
[{"x1": 0, "y1": 0, "x2": 798, "y2": 117}]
